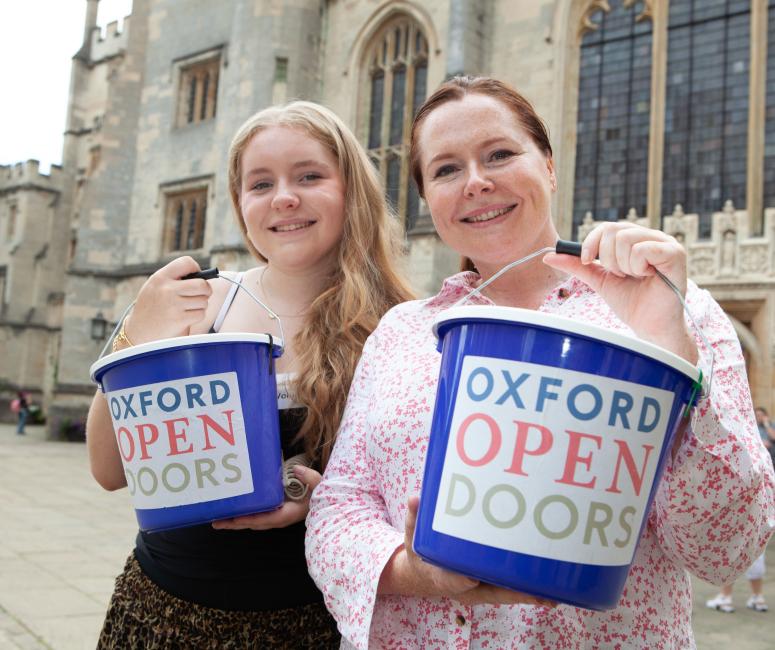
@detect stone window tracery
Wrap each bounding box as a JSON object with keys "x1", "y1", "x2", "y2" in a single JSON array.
[
  {"x1": 176, "y1": 54, "x2": 220, "y2": 127},
  {"x1": 363, "y1": 16, "x2": 428, "y2": 232},
  {"x1": 163, "y1": 188, "x2": 207, "y2": 252}
]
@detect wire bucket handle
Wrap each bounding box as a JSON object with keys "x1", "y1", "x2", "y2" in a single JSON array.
[
  {"x1": 98, "y1": 268, "x2": 285, "y2": 366},
  {"x1": 454, "y1": 239, "x2": 713, "y2": 408}
]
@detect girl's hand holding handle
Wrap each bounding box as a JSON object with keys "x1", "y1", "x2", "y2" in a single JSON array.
[{"x1": 125, "y1": 256, "x2": 213, "y2": 345}]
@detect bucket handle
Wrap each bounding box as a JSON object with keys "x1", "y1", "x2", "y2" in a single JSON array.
[
  {"x1": 98, "y1": 268, "x2": 285, "y2": 363},
  {"x1": 454, "y1": 240, "x2": 714, "y2": 409}
]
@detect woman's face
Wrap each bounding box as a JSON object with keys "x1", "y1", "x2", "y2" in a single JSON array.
[
  {"x1": 417, "y1": 94, "x2": 557, "y2": 272},
  {"x1": 239, "y1": 125, "x2": 346, "y2": 272}
]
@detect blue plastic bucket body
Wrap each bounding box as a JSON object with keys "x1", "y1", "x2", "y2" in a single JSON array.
[
  {"x1": 413, "y1": 307, "x2": 699, "y2": 610},
  {"x1": 91, "y1": 334, "x2": 285, "y2": 533}
]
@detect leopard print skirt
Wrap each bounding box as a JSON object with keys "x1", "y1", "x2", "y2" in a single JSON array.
[{"x1": 97, "y1": 554, "x2": 340, "y2": 649}]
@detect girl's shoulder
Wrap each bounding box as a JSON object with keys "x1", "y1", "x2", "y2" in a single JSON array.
[{"x1": 189, "y1": 269, "x2": 253, "y2": 334}]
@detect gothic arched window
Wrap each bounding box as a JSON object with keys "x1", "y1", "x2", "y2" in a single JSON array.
[
  {"x1": 573, "y1": 1, "x2": 653, "y2": 236},
  {"x1": 662, "y1": 0, "x2": 750, "y2": 237},
  {"x1": 364, "y1": 17, "x2": 428, "y2": 231}
]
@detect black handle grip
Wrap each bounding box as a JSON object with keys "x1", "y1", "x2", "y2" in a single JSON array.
[
  {"x1": 181, "y1": 267, "x2": 219, "y2": 280},
  {"x1": 555, "y1": 240, "x2": 582, "y2": 257}
]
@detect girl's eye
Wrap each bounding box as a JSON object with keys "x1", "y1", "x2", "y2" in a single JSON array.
[
  {"x1": 252, "y1": 181, "x2": 272, "y2": 191},
  {"x1": 433, "y1": 164, "x2": 458, "y2": 179},
  {"x1": 490, "y1": 149, "x2": 515, "y2": 162},
  {"x1": 300, "y1": 172, "x2": 322, "y2": 182}
]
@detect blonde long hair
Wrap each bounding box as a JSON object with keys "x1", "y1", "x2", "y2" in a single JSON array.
[{"x1": 228, "y1": 101, "x2": 414, "y2": 469}]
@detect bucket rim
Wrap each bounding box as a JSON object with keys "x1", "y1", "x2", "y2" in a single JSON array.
[
  {"x1": 89, "y1": 332, "x2": 284, "y2": 383},
  {"x1": 432, "y1": 305, "x2": 702, "y2": 387}
]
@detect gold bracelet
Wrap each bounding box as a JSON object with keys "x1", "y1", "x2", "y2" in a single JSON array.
[{"x1": 112, "y1": 324, "x2": 134, "y2": 353}]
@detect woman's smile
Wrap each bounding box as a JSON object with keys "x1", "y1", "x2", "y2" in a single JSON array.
[{"x1": 461, "y1": 203, "x2": 517, "y2": 224}]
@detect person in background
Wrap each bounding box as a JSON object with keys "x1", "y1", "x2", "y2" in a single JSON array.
[
  {"x1": 306, "y1": 76, "x2": 775, "y2": 649},
  {"x1": 755, "y1": 406, "x2": 775, "y2": 467},
  {"x1": 706, "y1": 551, "x2": 769, "y2": 613},
  {"x1": 15, "y1": 391, "x2": 29, "y2": 435},
  {"x1": 705, "y1": 406, "x2": 774, "y2": 614},
  {"x1": 86, "y1": 101, "x2": 413, "y2": 648}
]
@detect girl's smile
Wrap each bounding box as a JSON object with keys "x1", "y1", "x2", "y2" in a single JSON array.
[{"x1": 239, "y1": 125, "x2": 345, "y2": 274}]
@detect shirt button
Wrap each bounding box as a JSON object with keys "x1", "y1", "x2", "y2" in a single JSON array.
[{"x1": 455, "y1": 614, "x2": 466, "y2": 626}]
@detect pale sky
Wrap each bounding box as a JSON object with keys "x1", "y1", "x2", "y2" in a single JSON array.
[{"x1": 0, "y1": 0, "x2": 133, "y2": 173}]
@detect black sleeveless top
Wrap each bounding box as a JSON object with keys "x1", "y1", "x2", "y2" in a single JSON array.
[
  {"x1": 134, "y1": 283, "x2": 321, "y2": 611},
  {"x1": 134, "y1": 408, "x2": 322, "y2": 611}
]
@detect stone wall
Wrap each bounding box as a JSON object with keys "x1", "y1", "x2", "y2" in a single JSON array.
[
  {"x1": 48, "y1": 1, "x2": 147, "y2": 437},
  {"x1": 0, "y1": 162, "x2": 68, "y2": 418},
  {"x1": 578, "y1": 203, "x2": 775, "y2": 411},
  {"x1": 48, "y1": 0, "x2": 330, "y2": 435}
]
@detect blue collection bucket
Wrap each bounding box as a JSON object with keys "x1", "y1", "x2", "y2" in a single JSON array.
[
  {"x1": 413, "y1": 305, "x2": 702, "y2": 610},
  {"x1": 90, "y1": 333, "x2": 285, "y2": 533}
]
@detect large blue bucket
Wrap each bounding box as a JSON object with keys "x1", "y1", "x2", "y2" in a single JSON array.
[
  {"x1": 90, "y1": 333, "x2": 285, "y2": 533},
  {"x1": 413, "y1": 306, "x2": 701, "y2": 610}
]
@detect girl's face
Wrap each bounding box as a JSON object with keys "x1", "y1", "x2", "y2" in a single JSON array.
[
  {"x1": 239, "y1": 126, "x2": 346, "y2": 273},
  {"x1": 417, "y1": 94, "x2": 558, "y2": 273}
]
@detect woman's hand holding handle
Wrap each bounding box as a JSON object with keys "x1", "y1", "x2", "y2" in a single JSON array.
[{"x1": 544, "y1": 222, "x2": 698, "y2": 365}]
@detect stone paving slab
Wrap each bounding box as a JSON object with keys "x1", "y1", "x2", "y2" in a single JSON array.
[
  {"x1": 1, "y1": 424, "x2": 136, "y2": 649},
  {"x1": 0, "y1": 422, "x2": 772, "y2": 649}
]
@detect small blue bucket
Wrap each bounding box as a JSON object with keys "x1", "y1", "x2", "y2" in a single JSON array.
[
  {"x1": 413, "y1": 306, "x2": 701, "y2": 610},
  {"x1": 90, "y1": 333, "x2": 285, "y2": 533}
]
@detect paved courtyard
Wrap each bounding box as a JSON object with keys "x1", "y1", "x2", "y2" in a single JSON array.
[{"x1": 0, "y1": 422, "x2": 772, "y2": 649}]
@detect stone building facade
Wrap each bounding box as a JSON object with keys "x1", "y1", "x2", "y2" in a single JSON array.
[{"x1": 2, "y1": 0, "x2": 774, "y2": 434}]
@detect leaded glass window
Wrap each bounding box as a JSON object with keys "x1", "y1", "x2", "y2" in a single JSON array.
[
  {"x1": 364, "y1": 17, "x2": 428, "y2": 231},
  {"x1": 6, "y1": 203, "x2": 17, "y2": 239},
  {"x1": 173, "y1": 204, "x2": 183, "y2": 252},
  {"x1": 573, "y1": 1, "x2": 652, "y2": 237},
  {"x1": 662, "y1": 0, "x2": 750, "y2": 237},
  {"x1": 764, "y1": 0, "x2": 775, "y2": 211},
  {"x1": 368, "y1": 73, "x2": 384, "y2": 150}
]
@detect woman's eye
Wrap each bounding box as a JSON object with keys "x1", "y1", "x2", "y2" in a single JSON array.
[
  {"x1": 252, "y1": 181, "x2": 272, "y2": 191},
  {"x1": 433, "y1": 164, "x2": 457, "y2": 179},
  {"x1": 490, "y1": 149, "x2": 515, "y2": 162},
  {"x1": 300, "y1": 173, "x2": 322, "y2": 182}
]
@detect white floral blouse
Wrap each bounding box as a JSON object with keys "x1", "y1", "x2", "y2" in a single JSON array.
[{"x1": 307, "y1": 271, "x2": 775, "y2": 650}]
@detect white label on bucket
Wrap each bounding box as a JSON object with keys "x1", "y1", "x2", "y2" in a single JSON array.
[
  {"x1": 106, "y1": 372, "x2": 254, "y2": 509},
  {"x1": 431, "y1": 355, "x2": 676, "y2": 567}
]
